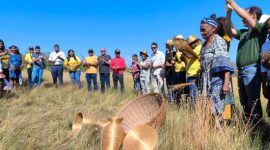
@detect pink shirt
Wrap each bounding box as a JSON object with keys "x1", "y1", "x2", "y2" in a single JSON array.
[{"x1": 110, "y1": 57, "x2": 126, "y2": 74}]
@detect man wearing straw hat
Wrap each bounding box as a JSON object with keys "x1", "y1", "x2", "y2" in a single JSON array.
[
  {"x1": 150, "y1": 42, "x2": 165, "y2": 96},
  {"x1": 183, "y1": 35, "x2": 202, "y2": 102},
  {"x1": 164, "y1": 39, "x2": 176, "y2": 103},
  {"x1": 226, "y1": 0, "x2": 268, "y2": 123}
]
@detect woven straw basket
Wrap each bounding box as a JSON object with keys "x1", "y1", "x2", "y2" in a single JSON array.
[
  {"x1": 116, "y1": 93, "x2": 167, "y2": 133},
  {"x1": 173, "y1": 39, "x2": 197, "y2": 57},
  {"x1": 261, "y1": 52, "x2": 270, "y2": 62}
]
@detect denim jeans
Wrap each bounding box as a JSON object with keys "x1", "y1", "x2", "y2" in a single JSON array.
[
  {"x1": 86, "y1": 73, "x2": 98, "y2": 92},
  {"x1": 238, "y1": 63, "x2": 263, "y2": 123},
  {"x1": 69, "y1": 70, "x2": 82, "y2": 89},
  {"x1": 31, "y1": 67, "x2": 44, "y2": 88},
  {"x1": 187, "y1": 77, "x2": 198, "y2": 102},
  {"x1": 133, "y1": 78, "x2": 141, "y2": 92},
  {"x1": 113, "y1": 74, "x2": 125, "y2": 94},
  {"x1": 27, "y1": 68, "x2": 32, "y2": 87},
  {"x1": 51, "y1": 65, "x2": 64, "y2": 86},
  {"x1": 100, "y1": 73, "x2": 110, "y2": 93}
]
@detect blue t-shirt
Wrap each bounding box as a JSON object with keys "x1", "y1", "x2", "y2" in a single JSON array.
[{"x1": 9, "y1": 53, "x2": 22, "y2": 69}]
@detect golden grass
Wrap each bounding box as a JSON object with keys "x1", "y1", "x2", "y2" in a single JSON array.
[{"x1": 0, "y1": 70, "x2": 268, "y2": 150}]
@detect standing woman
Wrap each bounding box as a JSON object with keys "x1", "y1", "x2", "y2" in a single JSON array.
[
  {"x1": 8, "y1": 45, "x2": 22, "y2": 89},
  {"x1": 64, "y1": 49, "x2": 82, "y2": 89},
  {"x1": 200, "y1": 17, "x2": 234, "y2": 120},
  {"x1": 0, "y1": 39, "x2": 10, "y2": 81},
  {"x1": 31, "y1": 46, "x2": 46, "y2": 88}
]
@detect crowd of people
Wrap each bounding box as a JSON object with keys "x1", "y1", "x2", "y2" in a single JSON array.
[{"x1": 0, "y1": 1, "x2": 270, "y2": 125}]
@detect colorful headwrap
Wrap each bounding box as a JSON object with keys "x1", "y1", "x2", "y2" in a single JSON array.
[{"x1": 201, "y1": 18, "x2": 218, "y2": 28}]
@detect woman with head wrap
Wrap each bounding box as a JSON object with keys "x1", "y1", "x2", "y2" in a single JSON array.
[
  {"x1": 200, "y1": 17, "x2": 234, "y2": 121},
  {"x1": 0, "y1": 39, "x2": 10, "y2": 81}
]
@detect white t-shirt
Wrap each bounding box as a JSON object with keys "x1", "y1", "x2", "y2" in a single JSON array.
[
  {"x1": 261, "y1": 39, "x2": 270, "y2": 80},
  {"x1": 151, "y1": 50, "x2": 165, "y2": 75},
  {"x1": 49, "y1": 51, "x2": 66, "y2": 65}
]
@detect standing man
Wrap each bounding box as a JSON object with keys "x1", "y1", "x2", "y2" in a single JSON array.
[
  {"x1": 98, "y1": 48, "x2": 111, "y2": 93},
  {"x1": 48, "y1": 44, "x2": 66, "y2": 87},
  {"x1": 110, "y1": 49, "x2": 126, "y2": 94},
  {"x1": 25, "y1": 47, "x2": 34, "y2": 88},
  {"x1": 226, "y1": 1, "x2": 268, "y2": 123},
  {"x1": 150, "y1": 42, "x2": 165, "y2": 96},
  {"x1": 83, "y1": 49, "x2": 98, "y2": 92},
  {"x1": 31, "y1": 46, "x2": 46, "y2": 88}
]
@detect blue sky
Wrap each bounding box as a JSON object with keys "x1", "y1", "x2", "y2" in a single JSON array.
[{"x1": 1, "y1": 0, "x2": 270, "y2": 65}]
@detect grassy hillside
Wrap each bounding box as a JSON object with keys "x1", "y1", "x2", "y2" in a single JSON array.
[{"x1": 0, "y1": 70, "x2": 269, "y2": 150}]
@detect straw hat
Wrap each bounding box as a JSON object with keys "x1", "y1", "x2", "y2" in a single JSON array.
[
  {"x1": 187, "y1": 35, "x2": 199, "y2": 45},
  {"x1": 173, "y1": 35, "x2": 185, "y2": 40},
  {"x1": 0, "y1": 72, "x2": 6, "y2": 79},
  {"x1": 123, "y1": 125, "x2": 158, "y2": 150},
  {"x1": 140, "y1": 50, "x2": 148, "y2": 57},
  {"x1": 166, "y1": 40, "x2": 174, "y2": 46}
]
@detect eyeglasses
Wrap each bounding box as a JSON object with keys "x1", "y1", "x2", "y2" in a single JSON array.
[
  {"x1": 151, "y1": 47, "x2": 157, "y2": 49},
  {"x1": 101, "y1": 50, "x2": 106, "y2": 52}
]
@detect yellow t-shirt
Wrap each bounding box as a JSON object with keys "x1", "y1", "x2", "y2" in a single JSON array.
[
  {"x1": 64, "y1": 56, "x2": 81, "y2": 71},
  {"x1": 1, "y1": 54, "x2": 10, "y2": 69},
  {"x1": 25, "y1": 53, "x2": 33, "y2": 69},
  {"x1": 85, "y1": 56, "x2": 98, "y2": 74},
  {"x1": 174, "y1": 51, "x2": 186, "y2": 72},
  {"x1": 185, "y1": 45, "x2": 202, "y2": 77}
]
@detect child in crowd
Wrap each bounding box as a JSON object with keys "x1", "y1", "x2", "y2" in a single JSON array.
[{"x1": 131, "y1": 54, "x2": 141, "y2": 96}]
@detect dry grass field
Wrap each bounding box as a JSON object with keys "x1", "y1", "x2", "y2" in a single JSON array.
[{"x1": 0, "y1": 70, "x2": 270, "y2": 150}]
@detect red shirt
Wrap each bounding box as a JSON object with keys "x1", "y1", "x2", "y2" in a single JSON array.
[{"x1": 110, "y1": 57, "x2": 126, "y2": 74}]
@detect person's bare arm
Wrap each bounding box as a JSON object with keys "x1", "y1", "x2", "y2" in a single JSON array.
[
  {"x1": 227, "y1": 0, "x2": 256, "y2": 29},
  {"x1": 222, "y1": 71, "x2": 231, "y2": 95},
  {"x1": 226, "y1": 3, "x2": 238, "y2": 37}
]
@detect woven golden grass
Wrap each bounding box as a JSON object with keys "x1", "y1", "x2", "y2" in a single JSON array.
[
  {"x1": 116, "y1": 93, "x2": 167, "y2": 133},
  {"x1": 169, "y1": 83, "x2": 192, "y2": 91},
  {"x1": 173, "y1": 39, "x2": 198, "y2": 58},
  {"x1": 101, "y1": 117, "x2": 126, "y2": 150},
  {"x1": 72, "y1": 112, "x2": 107, "y2": 138},
  {"x1": 123, "y1": 125, "x2": 158, "y2": 150}
]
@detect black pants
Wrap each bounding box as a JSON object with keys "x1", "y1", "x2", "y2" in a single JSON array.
[{"x1": 113, "y1": 74, "x2": 125, "y2": 94}]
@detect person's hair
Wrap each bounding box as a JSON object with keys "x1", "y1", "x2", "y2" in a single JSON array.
[
  {"x1": 54, "y1": 44, "x2": 59, "y2": 48},
  {"x1": 9, "y1": 45, "x2": 17, "y2": 50},
  {"x1": 151, "y1": 42, "x2": 158, "y2": 47},
  {"x1": 247, "y1": 6, "x2": 262, "y2": 21},
  {"x1": 216, "y1": 17, "x2": 234, "y2": 37},
  {"x1": 67, "y1": 49, "x2": 77, "y2": 62},
  {"x1": 35, "y1": 46, "x2": 40, "y2": 50},
  {"x1": 132, "y1": 54, "x2": 138, "y2": 59},
  {"x1": 0, "y1": 39, "x2": 5, "y2": 51},
  {"x1": 266, "y1": 18, "x2": 270, "y2": 28}
]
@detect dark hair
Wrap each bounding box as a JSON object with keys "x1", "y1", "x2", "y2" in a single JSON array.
[
  {"x1": 29, "y1": 47, "x2": 34, "y2": 50},
  {"x1": 132, "y1": 54, "x2": 138, "y2": 58},
  {"x1": 9, "y1": 45, "x2": 17, "y2": 50},
  {"x1": 216, "y1": 17, "x2": 232, "y2": 37},
  {"x1": 0, "y1": 39, "x2": 5, "y2": 51},
  {"x1": 35, "y1": 46, "x2": 40, "y2": 50},
  {"x1": 54, "y1": 44, "x2": 59, "y2": 48},
  {"x1": 151, "y1": 42, "x2": 158, "y2": 47},
  {"x1": 247, "y1": 6, "x2": 262, "y2": 21},
  {"x1": 67, "y1": 49, "x2": 77, "y2": 62}
]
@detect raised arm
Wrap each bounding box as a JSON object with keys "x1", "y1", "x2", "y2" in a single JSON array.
[
  {"x1": 226, "y1": 3, "x2": 238, "y2": 37},
  {"x1": 226, "y1": 0, "x2": 257, "y2": 29}
]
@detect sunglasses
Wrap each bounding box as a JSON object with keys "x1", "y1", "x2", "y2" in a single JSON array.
[{"x1": 151, "y1": 47, "x2": 157, "y2": 49}]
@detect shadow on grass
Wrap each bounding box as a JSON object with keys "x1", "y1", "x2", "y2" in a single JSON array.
[{"x1": 251, "y1": 120, "x2": 270, "y2": 150}]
